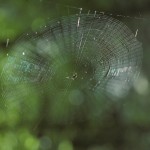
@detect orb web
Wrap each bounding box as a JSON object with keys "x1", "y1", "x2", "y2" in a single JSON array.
[{"x1": 1, "y1": 12, "x2": 143, "y2": 121}]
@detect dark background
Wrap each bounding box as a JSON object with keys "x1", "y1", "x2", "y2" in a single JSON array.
[{"x1": 0, "y1": 0, "x2": 150, "y2": 150}]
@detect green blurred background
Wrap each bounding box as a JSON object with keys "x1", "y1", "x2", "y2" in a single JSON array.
[{"x1": 0, "y1": 0, "x2": 150, "y2": 150}]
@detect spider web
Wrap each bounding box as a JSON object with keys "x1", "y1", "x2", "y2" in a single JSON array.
[{"x1": 0, "y1": 6, "x2": 143, "y2": 124}]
